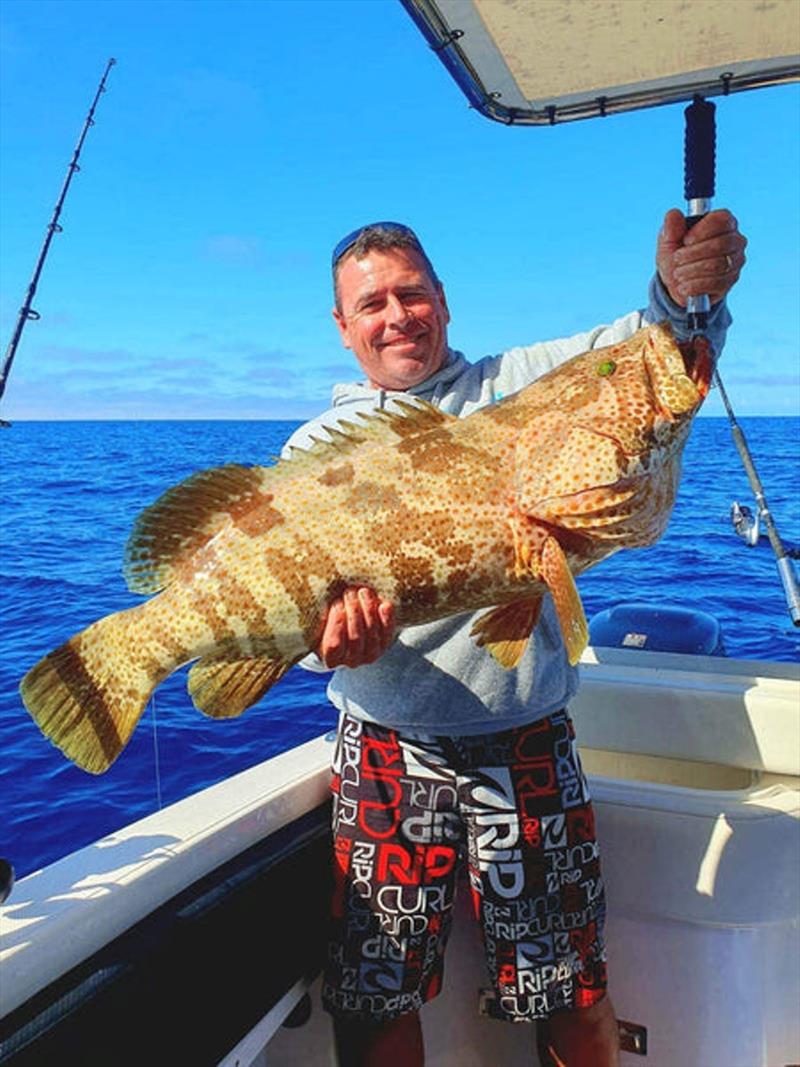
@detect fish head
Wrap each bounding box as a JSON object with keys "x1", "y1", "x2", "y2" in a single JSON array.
[
  {"x1": 515, "y1": 322, "x2": 713, "y2": 546},
  {"x1": 570, "y1": 322, "x2": 712, "y2": 455},
  {"x1": 644, "y1": 326, "x2": 713, "y2": 424}
]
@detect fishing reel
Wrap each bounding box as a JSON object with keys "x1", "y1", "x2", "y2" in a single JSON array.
[{"x1": 730, "y1": 500, "x2": 760, "y2": 547}]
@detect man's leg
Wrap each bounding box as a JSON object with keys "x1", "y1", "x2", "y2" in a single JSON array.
[
  {"x1": 459, "y1": 713, "x2": 614, "y2": 1066},
  {"x1": 334, "y1": 1011, "x2": 424, "y2": 1067},
  {"x1": 537, "y1": 995, "x2": 619, "y2": 1067},
  {"x1": 324, "y1": 716, "x2": 463, "y2": 1067}
]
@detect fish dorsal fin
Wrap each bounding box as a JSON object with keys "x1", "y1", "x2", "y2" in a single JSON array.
[
  {"x1": 282, "y1": 397, "x2": 455, "y2": 470},
  {"x1": 124, "y1": 464, "x2": 273, "y2": 594},
  {"x1": 124, "y1": 399, "x2": 453, "y2": 595},
  {"x1": 377, "y1": 397, "x2": 455, "y2": 437}
]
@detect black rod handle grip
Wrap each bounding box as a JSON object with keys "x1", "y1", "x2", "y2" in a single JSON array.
[{"x1": 684, "y1": 96, "x2": 716, "y2": 202}]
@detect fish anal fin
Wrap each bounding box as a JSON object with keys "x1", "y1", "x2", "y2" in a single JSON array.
[
  {"x1": 541, "y1": 536, "x2": 588, "y2": 666},
  {"x1": 188, "y1": 651, "x2": 296, "y2": 718},
  {"x1": 124, "y1": 464, "x2": 277, "y2": 595},
  {"x1": 471, "y1": 597, "x2": 544, "y2": 668}
]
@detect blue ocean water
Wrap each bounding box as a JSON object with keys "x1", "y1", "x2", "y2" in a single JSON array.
[{"x1": 1, "y1": 418, "x2": 798, "y2": 879}]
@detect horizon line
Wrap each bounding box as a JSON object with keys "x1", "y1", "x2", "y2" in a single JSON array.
[{"x1": 2, "y1": 413, "x2": 797, "y2": 424}]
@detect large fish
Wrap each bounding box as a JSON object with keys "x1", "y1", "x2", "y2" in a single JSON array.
[{"x1": 20, "y1": 322, "x2": 712, "y2": 773}]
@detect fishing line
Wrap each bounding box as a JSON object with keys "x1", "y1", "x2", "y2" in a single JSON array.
[
  {"x1": 150, "y1": 693, "x2": 163, "y2": 811},
  {"x1": 683, "y1": 96, "x2": 800, "y2": 627},
  {"x1": 716, "y1": 372, "x2": 800, "y2": 623}
]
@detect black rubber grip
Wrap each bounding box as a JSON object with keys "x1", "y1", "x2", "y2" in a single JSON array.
[{"x1": 684, "y1": 96, "x2": 716, "y2": 201}]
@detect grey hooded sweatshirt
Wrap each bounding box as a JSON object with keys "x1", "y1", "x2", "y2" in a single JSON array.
[{"x1": 282, "y1": 278, "x2": 730, "y2": 736}]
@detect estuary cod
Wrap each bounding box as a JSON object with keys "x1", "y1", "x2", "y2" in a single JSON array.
[{"x1": 21, "y1": 322, "x2": 712, "y2": 773}]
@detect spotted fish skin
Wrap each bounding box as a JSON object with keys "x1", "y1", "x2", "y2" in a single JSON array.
[{"x1": 20, "y1": 322, "x2": 712, "y2": 773}]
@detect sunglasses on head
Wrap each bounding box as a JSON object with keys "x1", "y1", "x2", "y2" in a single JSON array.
[{"x1": 331, "y1": 221, "x2": 421, "y2": 269}]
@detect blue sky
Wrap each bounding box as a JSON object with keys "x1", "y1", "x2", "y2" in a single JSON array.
[{"x1": 1, "y1": 0, "x2": 798, "y2": 420}]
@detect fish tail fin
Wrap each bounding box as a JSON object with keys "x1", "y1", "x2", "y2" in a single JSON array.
[{"x1": 20, "y1": 608, "x2": 158, "y2": 775}]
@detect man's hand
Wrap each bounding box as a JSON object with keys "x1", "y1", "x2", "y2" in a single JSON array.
[
  {"x1": 656, "y1": 208, "x2": 747, "y2": 307},
  {"x1": 316, "y1": 586, "x2": 396, "y2": 669}
]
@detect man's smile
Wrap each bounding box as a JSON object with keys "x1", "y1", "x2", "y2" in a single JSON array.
[{"x1": 379, "y1": 332, "x2": 427, "y2": 350}]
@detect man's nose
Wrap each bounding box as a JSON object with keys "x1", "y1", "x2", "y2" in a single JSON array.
[{"x1": 385, "y1": 295, "x2": 412, "y2": 326}]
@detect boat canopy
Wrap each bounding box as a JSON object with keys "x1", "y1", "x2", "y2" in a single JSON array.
[{"x1": 401, "y1": 0, "x2": 800, "y2": 124}]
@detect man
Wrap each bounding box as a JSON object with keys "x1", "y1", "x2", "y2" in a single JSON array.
[{"x1": 283, "y1": 211, "x2": 746, "y2": 1066}]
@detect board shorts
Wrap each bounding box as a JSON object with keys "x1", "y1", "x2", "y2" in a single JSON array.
[{"x1": 322, "y1": 709, "x2": 607, "y2": 1024}]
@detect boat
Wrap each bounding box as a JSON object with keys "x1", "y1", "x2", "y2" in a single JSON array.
[
  {"x1": 2, "y1": 646, "x2": 798, "y2": 1065},
  {"x1": 2, "y1": 2, "x2": 799, "y2": 1064}
]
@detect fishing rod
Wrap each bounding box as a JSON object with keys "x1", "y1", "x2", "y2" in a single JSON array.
[
  {"x1": 683, "y1": 95, "x2": 800, "y2": 627},
  {"x1": 0, "y1": 57, "x2": 116, "y2": 427}
]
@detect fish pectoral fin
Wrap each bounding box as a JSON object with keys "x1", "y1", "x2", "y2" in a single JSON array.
[
  {"x1": 541, "y1": 536, "x2": 588, "y2": 667},
  {"x1": 188, "y1": 651, "x2": 296, "y2": 718},
  {"x1": 470, "y1": 597, "x2": 543, "y2": 668},
  {"x1": 531, "y1": 480, "x2": 643, "y2": 532}
]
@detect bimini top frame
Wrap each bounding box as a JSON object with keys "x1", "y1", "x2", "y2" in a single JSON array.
[{"x1": 401, "y1": 0, "x2": 800, "y2": 124}]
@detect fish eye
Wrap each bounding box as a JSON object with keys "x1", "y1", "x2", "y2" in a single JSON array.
[{"x1": 596, "y1": 359, "x2": 617, "y2": 377}]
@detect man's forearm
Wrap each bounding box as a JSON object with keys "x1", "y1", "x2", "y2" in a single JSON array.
[{"x1": 647, "y1": 272, "x2": 732, "y2": 354}]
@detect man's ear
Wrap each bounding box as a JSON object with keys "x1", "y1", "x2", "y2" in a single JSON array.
[
  {"x1": 332, "y1": 307, "x2": 352, "y2": 350},
  {"x1": 437, "y1": 283, "x2": 451, "y2": 326}
]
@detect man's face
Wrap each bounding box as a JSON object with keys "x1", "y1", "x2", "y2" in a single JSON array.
[{"x1": 332, "y1": 247, "x2": 450, "y2": 391}]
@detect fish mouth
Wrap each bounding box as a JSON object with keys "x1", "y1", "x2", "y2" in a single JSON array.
[
  {"x1": 644, "y1": 329, "x2": 714, "y2": 420},
  {"x1": 680, "y1": 334, "x2": 714, "y2": 400}
]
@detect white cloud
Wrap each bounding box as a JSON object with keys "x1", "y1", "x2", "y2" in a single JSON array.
[{"x1": 200, "y1": 235, "x2": 264, "y2": 267}]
